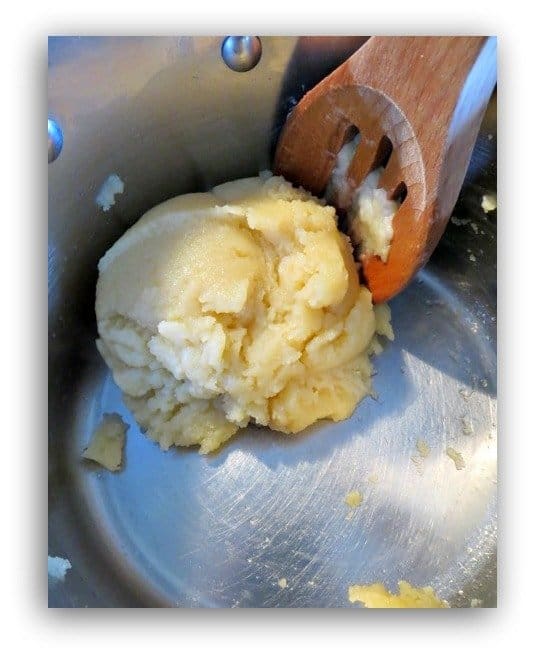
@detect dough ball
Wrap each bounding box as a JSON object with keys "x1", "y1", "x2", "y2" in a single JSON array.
[{"x1": 95, "y1": 173, "x2": 392, "y2": 454}]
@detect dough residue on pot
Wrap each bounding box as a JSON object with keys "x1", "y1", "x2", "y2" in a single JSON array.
[
  {"x1": 446, "y1": 446, "x2": 466, "y2": 471},
  {"x1": 96, "y1": 174, "x2": 125, "y2": 212},
  {"x1": 83, "y1": 413, "x2": 128, "y2": 471},
  {"x1": 95, "y1": 172, "x2": 393, "y2": 454},
  {"x1": 348, "y1": 580, "x2": 448, "y2": 608},
  {"x1": 416, "y1": 439, "x2": 430, "y2": 458},
  {"x1": 481, "y1": 193, "x2": 497, "y2": 213},
  {"x1": 345, "y1": 490, "x2": 363, "y2": 508},
  {"x1": 48, "y1": 555, "x2": 72, "y2": 583}
]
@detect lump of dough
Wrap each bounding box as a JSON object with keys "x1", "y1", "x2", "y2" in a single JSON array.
[
  {"x1": 348, "y1": 168, "x2": 398, "y2": 262},
  {"x1": 348, "y1": 581, "x2": 448, "y2": 608},
  {"x1": 446, "y1": 446, "x2": 466, "y2": 470},
  {"x1": 345, "y1": 490, "x2": 363, "y2": 508},
  {"x1": 95, "y1": 172, "x2": 393, "y2": 454},
  {"x1": 326, "y1": 138, "x2": 398, "y2": 262},
  {"x1": 83, "y1": 413, "x2": 128, "y2": 471}
]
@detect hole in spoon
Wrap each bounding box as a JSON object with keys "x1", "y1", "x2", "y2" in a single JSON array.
[
  {"x1": 341, "y1": 124, "x2": 360, "y2": 147},
  {"x1": 391, "y1": 181, "x2": 408, "y2": 204},
  {"x1": 371, "y1": 135, "x2": 393, "y2": 171}
]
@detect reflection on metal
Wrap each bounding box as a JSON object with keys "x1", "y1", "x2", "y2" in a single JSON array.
[
  {"x1": 48, "y1": 118, "x2": 63, "y2": 163},
  {"x1": 221, "y1": 36, "x2": 262, "y2": 72}
]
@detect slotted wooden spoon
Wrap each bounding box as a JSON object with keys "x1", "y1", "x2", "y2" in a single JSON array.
[{"x1": 274, "y1": 36, "x2": 497, "y2": 303}]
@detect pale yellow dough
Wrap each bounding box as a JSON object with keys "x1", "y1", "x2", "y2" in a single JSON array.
[
  {"x1": 83, "y1": 413, "x2": 128, "y2": 471},
  {"x1": 348, "y1": 581, "x2": 448, "y2": 608},
  {"x1": 345, "y1": 490, "x2": 363, "y2": 508},
  {"x1": 326, "y1": 138, "x2": 398, "y2": 262},
  {"x1": 95, "y1": 173, "x2": 393, "y2": 454}
]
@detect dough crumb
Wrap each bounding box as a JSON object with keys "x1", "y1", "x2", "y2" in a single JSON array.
[
  {"x1": 83, "y1": 413, "x2": 128, "y2": 471},
  {"x1": 410, "y1": 455, "x2": 424, "y2": 475},
  {"x1": 48, "y1": 555, "x2": 72, "y2": 583},
  {"x1": 348, "y1": 580, "x2": 448, "y2": 608},
  {"x1": 96, "y1": 174, "x2": 125, "y2": 212},
  {"x1": 470, "y1": 598, "x2": 483, "y2": 607},
  {"x1": 367, "y1": 473, "x2": 379, "y2": 484},
  {"x1": 451, "y1": 216, "x2": 470, "y2": 226},
  {"x1": 469, "y1": 253, "x2": 477, "y2": 262},
  {"x1": 345, "y1": 490, "x2": 363, "y2": 508},
  {"x1": 461, "y1": 416, "x2": 474, "y2": 435},
  {"x1": 278, "y1": 578, "x2": 288, "y2": 589},
  {"x1": 446, "y1": 447, "x2": 466, "y2": 470},
  {"x1": 416, "y1": 439, "x2": 430, "y2": 458},
  {"x1": 481, "y1": 193, "x2": 497, "y2": 213}
]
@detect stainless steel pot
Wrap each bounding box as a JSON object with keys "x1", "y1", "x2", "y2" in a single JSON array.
[{"x1": 48, "y1": 36, "x2": 497, "y2": 608}]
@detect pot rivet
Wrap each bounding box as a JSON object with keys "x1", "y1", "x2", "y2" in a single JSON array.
[
  {"x1": 48, "y1": 118, "x2": 63, "y2": 163},
  {"x1": 221, "y1": 36, "x2": 262, "y2": 72}
]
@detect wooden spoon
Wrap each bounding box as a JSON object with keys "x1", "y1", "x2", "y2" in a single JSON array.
[{"x1": 274, "y1": 36, "x2": 497, "y2": 303}]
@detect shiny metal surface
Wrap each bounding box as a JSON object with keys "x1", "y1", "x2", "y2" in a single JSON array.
[
  {"x1": 48, "y1": 37, "x2": 497, "y2": 608},
  {"x1": 47, "y1": 117, "x2": 63, "y2": 163},
  {"x1": 221, "y1": 36, "x2": 262, "y2": 72}
]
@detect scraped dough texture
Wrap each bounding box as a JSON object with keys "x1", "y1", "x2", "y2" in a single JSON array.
[{"x1": 95, "y1": 173, "x2": 393, "y2": 454}]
